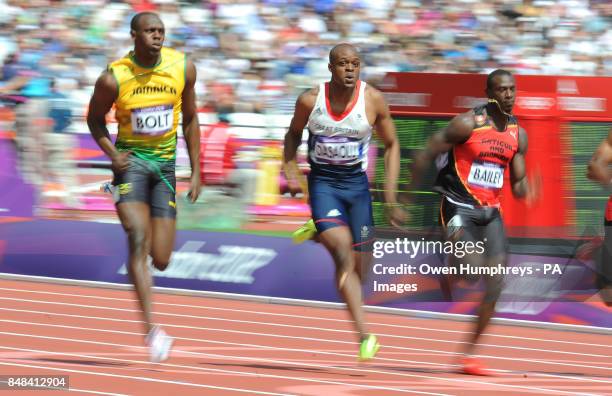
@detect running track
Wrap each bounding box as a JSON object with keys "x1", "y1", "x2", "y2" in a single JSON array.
[{"x1": 0, "y1": 277, "x2": 610, "y2": 395}]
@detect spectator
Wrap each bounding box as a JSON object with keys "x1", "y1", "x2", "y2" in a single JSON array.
[{"x1": 0, "y1": 0, "x2": 609, "y2": 122}]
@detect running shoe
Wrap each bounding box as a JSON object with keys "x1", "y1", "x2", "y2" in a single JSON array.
[
  {"x1": 292, "y1": 219, "x2": 317, "y2": 244},
  {"x1": 358, "y1": 334, "x2": 380, "y2": 361},
  {"x1": 145, "y1": 325, "x2": 174, "y2": 363},
  {"x1": 459, "y1": 356, "x2": 495, "y2": 376}
]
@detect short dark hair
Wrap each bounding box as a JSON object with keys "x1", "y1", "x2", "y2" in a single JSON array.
[
  {"x1": 130, "y1": 12, "x2": 160, "y2": 32},
  {"x1": 486, "y1": 69, "x2": 513, "y2": 91},
  {"x1": 329, "y1": 43, "x2": 358, "y2": 63}
]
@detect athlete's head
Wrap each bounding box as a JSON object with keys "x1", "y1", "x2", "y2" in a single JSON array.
[
  {"x1": 130, "y1": 12, "x2": 164, "y2": 57},
  {"x1": 328, "y1": 43, "x2": 360, "y2": 88},
  {"x1": 486, "y1": 69, "x2": 515, "y2": 115}
]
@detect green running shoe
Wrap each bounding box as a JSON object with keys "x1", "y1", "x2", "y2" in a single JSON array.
[
  {"x1": 358, "y1": 334, "x2": 380, "y2": 361},
  {"x1": 292, "y1": 219, "x2": 317, "y2": 244}
]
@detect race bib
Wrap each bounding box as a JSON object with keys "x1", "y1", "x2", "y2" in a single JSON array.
[
  {"x1": 467, "y1": 162, "x2": 504, "y2": 189},
  {"x1": 131, "y1": 105, "x2": 173, "y2": 136},
  {"x1": 313, "y1": 136, "x2": 361, "y2": 165}
]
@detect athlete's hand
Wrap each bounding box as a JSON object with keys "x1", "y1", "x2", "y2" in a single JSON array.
[
  {"x1": 385, "y1": 204, "x2": 407, "y2": 229},
  {"x1": 111, "y1": 151, "x2": 130, "y2": 174},
  {"x1": 284, "y1": 161, "x2": 306, "y2": 198},
  {"x1": 526, "y1": 168, "x2": 542, "y2": 207},
  {"x1": 187, "y1": 174, "x2": 201, "y2": 203},
  {"x1": 287, "y1": 177, "x2": 302, "y2": 197}
]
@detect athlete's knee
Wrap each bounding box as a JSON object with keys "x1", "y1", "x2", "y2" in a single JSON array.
[
  {"x1": 329, "y1": 247, "x2": 356, "y2": 289},
  {"x1": 329, "y1": 243, "x2": 353, "y2": 269},
  {"x1": 126, "y1": 228, "x2": 148, "y2": 254},
  {"x1": 152, "y1": 257, "x2": 170, "y2": 271},
  {"x1": 149, "y1": 237, "x2": 174, "y2": 271}
]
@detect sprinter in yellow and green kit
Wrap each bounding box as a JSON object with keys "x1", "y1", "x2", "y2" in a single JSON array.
[{"x1": 87, "y1": 12, "x2": 201, "y2": 363}]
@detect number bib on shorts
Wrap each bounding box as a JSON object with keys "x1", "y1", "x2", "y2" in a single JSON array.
[
  {"x1": 467, "y1": 162, "x2": 504, "y2": 189},
  {"x1": 313, "y1": 136, "x2": 361, "y2": 165},
  {"x1": 131, "y1": 104, "x2": 173, "y2": 136}
]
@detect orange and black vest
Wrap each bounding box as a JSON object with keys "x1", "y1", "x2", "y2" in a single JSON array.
[{"x1": 434, "y1": 105, "x2": 519, "y2": 207}]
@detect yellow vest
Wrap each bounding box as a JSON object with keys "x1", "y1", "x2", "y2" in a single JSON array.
[{"x1": 108, "y1": 47, "x2": 186, "y2": 162}]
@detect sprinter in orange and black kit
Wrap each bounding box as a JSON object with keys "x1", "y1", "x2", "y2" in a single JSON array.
[{"x1": 407, "y1": 69, "x2": 539, "y2": 376}]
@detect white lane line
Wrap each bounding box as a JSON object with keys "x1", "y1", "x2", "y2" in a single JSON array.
[
  {"x1": 2, "y1": 273, "x2": 608, "y2": 335},
  {"x1": 2, "y1": 315, "x2": 610, "y2": 390},
  {"x1": 5, "y1": 310, "x2": 612, "y2": 382},
  {"x1": 1, "y1": 286, "x2": 608, "y2": 349},
  {"x1": 1, "y1": 296, "x2": 609, "y2": 361},
  {"x1": 0, "y1": 327, "x2": 606, "y2": 395},
  {"x1": 0, "y1": 361, "x2": 293, "y2": 396},
  {"x1": 3, "y1": 305, "x2": 612, "y2": 375},
  {"x1": 0, "y1": 345, "x2": 448, "y2": 396},
  {"x1": 68, "y1": 388, "x2": 129, "y2": 396}
]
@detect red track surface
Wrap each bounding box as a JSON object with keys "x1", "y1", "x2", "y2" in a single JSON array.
[{"x1": 0, "y1": 278, "x2": 609, "y2": 395}]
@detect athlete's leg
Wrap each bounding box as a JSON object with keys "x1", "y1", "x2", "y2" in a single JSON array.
[
  {"x1": 150, "y1": 218, "x2": 176, "y2": 271},
  {"x1": 440, "y1": 198, "x2": 482, "y2": 286},
  {"x1": 309, "y1": 172, "x2": 378, "y2": 359},
  {"x1": 318, "y1": 226, "x2": 368, "y2": 340},
  {"x1": 465, "y1": 253, "x2": 505, "y2": 355},
  {"x1": 146, "y1": 214, "x2": 176, "y2": 363},
  {"x1": 150, "y1": 162, "x2": 178, "y2": 271},
  {"x1": 124, "y1": 159, "x2": 176, "y2": 362},
  {"x1": 354, "y1": 251, "x2": 372, "y2": 285},
  {"x1": 345, "y1": 173, "x2": 375, "y2": 285},
  {"x1": 460, "y1": 209, "x2": 506, "y2": 376},
  {"x1": 441, "y1": 199, "x2": 496, "y2": 374},
  {"x1": 116, "y1": 201, "x2": 154, "y2": 334},
  {"x1": 342, "y1": 175, "x2": 380, "y2": 360},
  {"x1": 113, "y1": 157, "x2": 158, "y2": 335}
]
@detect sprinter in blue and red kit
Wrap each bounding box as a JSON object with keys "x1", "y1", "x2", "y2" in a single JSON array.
[{"x1": 283, "y1": 43, "x2": 405, "y2": 361}]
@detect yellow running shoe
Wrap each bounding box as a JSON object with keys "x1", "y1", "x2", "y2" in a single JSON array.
[
  {"x1": 358, "y1": 334, "x2": 380, "y2": 361},
  {"x1": 292, "y1": 219, "x2": 317, "y2": 244}
]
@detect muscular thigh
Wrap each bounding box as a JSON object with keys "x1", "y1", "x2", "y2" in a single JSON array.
[
  {"x1": 151, "y1": 217, "x2": 176, "y2": 264},
  {"x1": 116, "y1": 201, "x2": 151, "y2": 251},
  {"x1": 113, "y1": 156, "x2": 151, "y2": 205},
  {"x1": 318, "y1": 225, "x2": 355, "y2": 270},
  {"x1": 146, "y1": 162, "x2": 177, "y2": 262},
  {"x1": 150, "y1": 161, "x2": 177, "y2": 219},
  {"x1": 482, "y1": 208, "x2": 507, "y2": 260},
  {"x1": 309, "y1": 172, "x2": 373, "y2": 252},
  {"x1": 309, "y1": 176, "x2": 350, "y2": 234},
  {"x1": 440, "y1": 199, "x2": 484, "y2": 280},
  {"x1": 344, "y1": 184, "x2": 374, "y2": 252}
]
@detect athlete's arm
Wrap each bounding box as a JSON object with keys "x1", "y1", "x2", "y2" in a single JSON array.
[
  {"x1": 182, "y1": 58, "x2": 201, "y2": 203},
  {"x1": 370, "y1": 87, "x2": 406, "y2": 226},
  {"x1": 370, "y1": 87, "x2": 400, "y2": 205},
  {"x1": 87, "y1": 71, "x2": 128, "y2": 173},
  {"x1": 406, "y1": 112, "x2": 474, "y2": 195},
  {"x1": 283, "y1": 89, "x2": 316, "y2": 196},
  {"x1": 510, "y1": 127, "x2": 539, "y2": 202},
  {"x1": 587, "y1": 129, "x2": 612, "y2": 186}
]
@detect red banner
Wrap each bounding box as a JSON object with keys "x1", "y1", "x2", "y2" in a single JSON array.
[{"x1": 381, "y1": 73, "x2": 612, "y2": 120}]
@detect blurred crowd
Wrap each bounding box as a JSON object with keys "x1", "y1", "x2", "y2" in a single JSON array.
[{"x1": 0, "y1": 0, "x2": 610, "y2": 118}]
